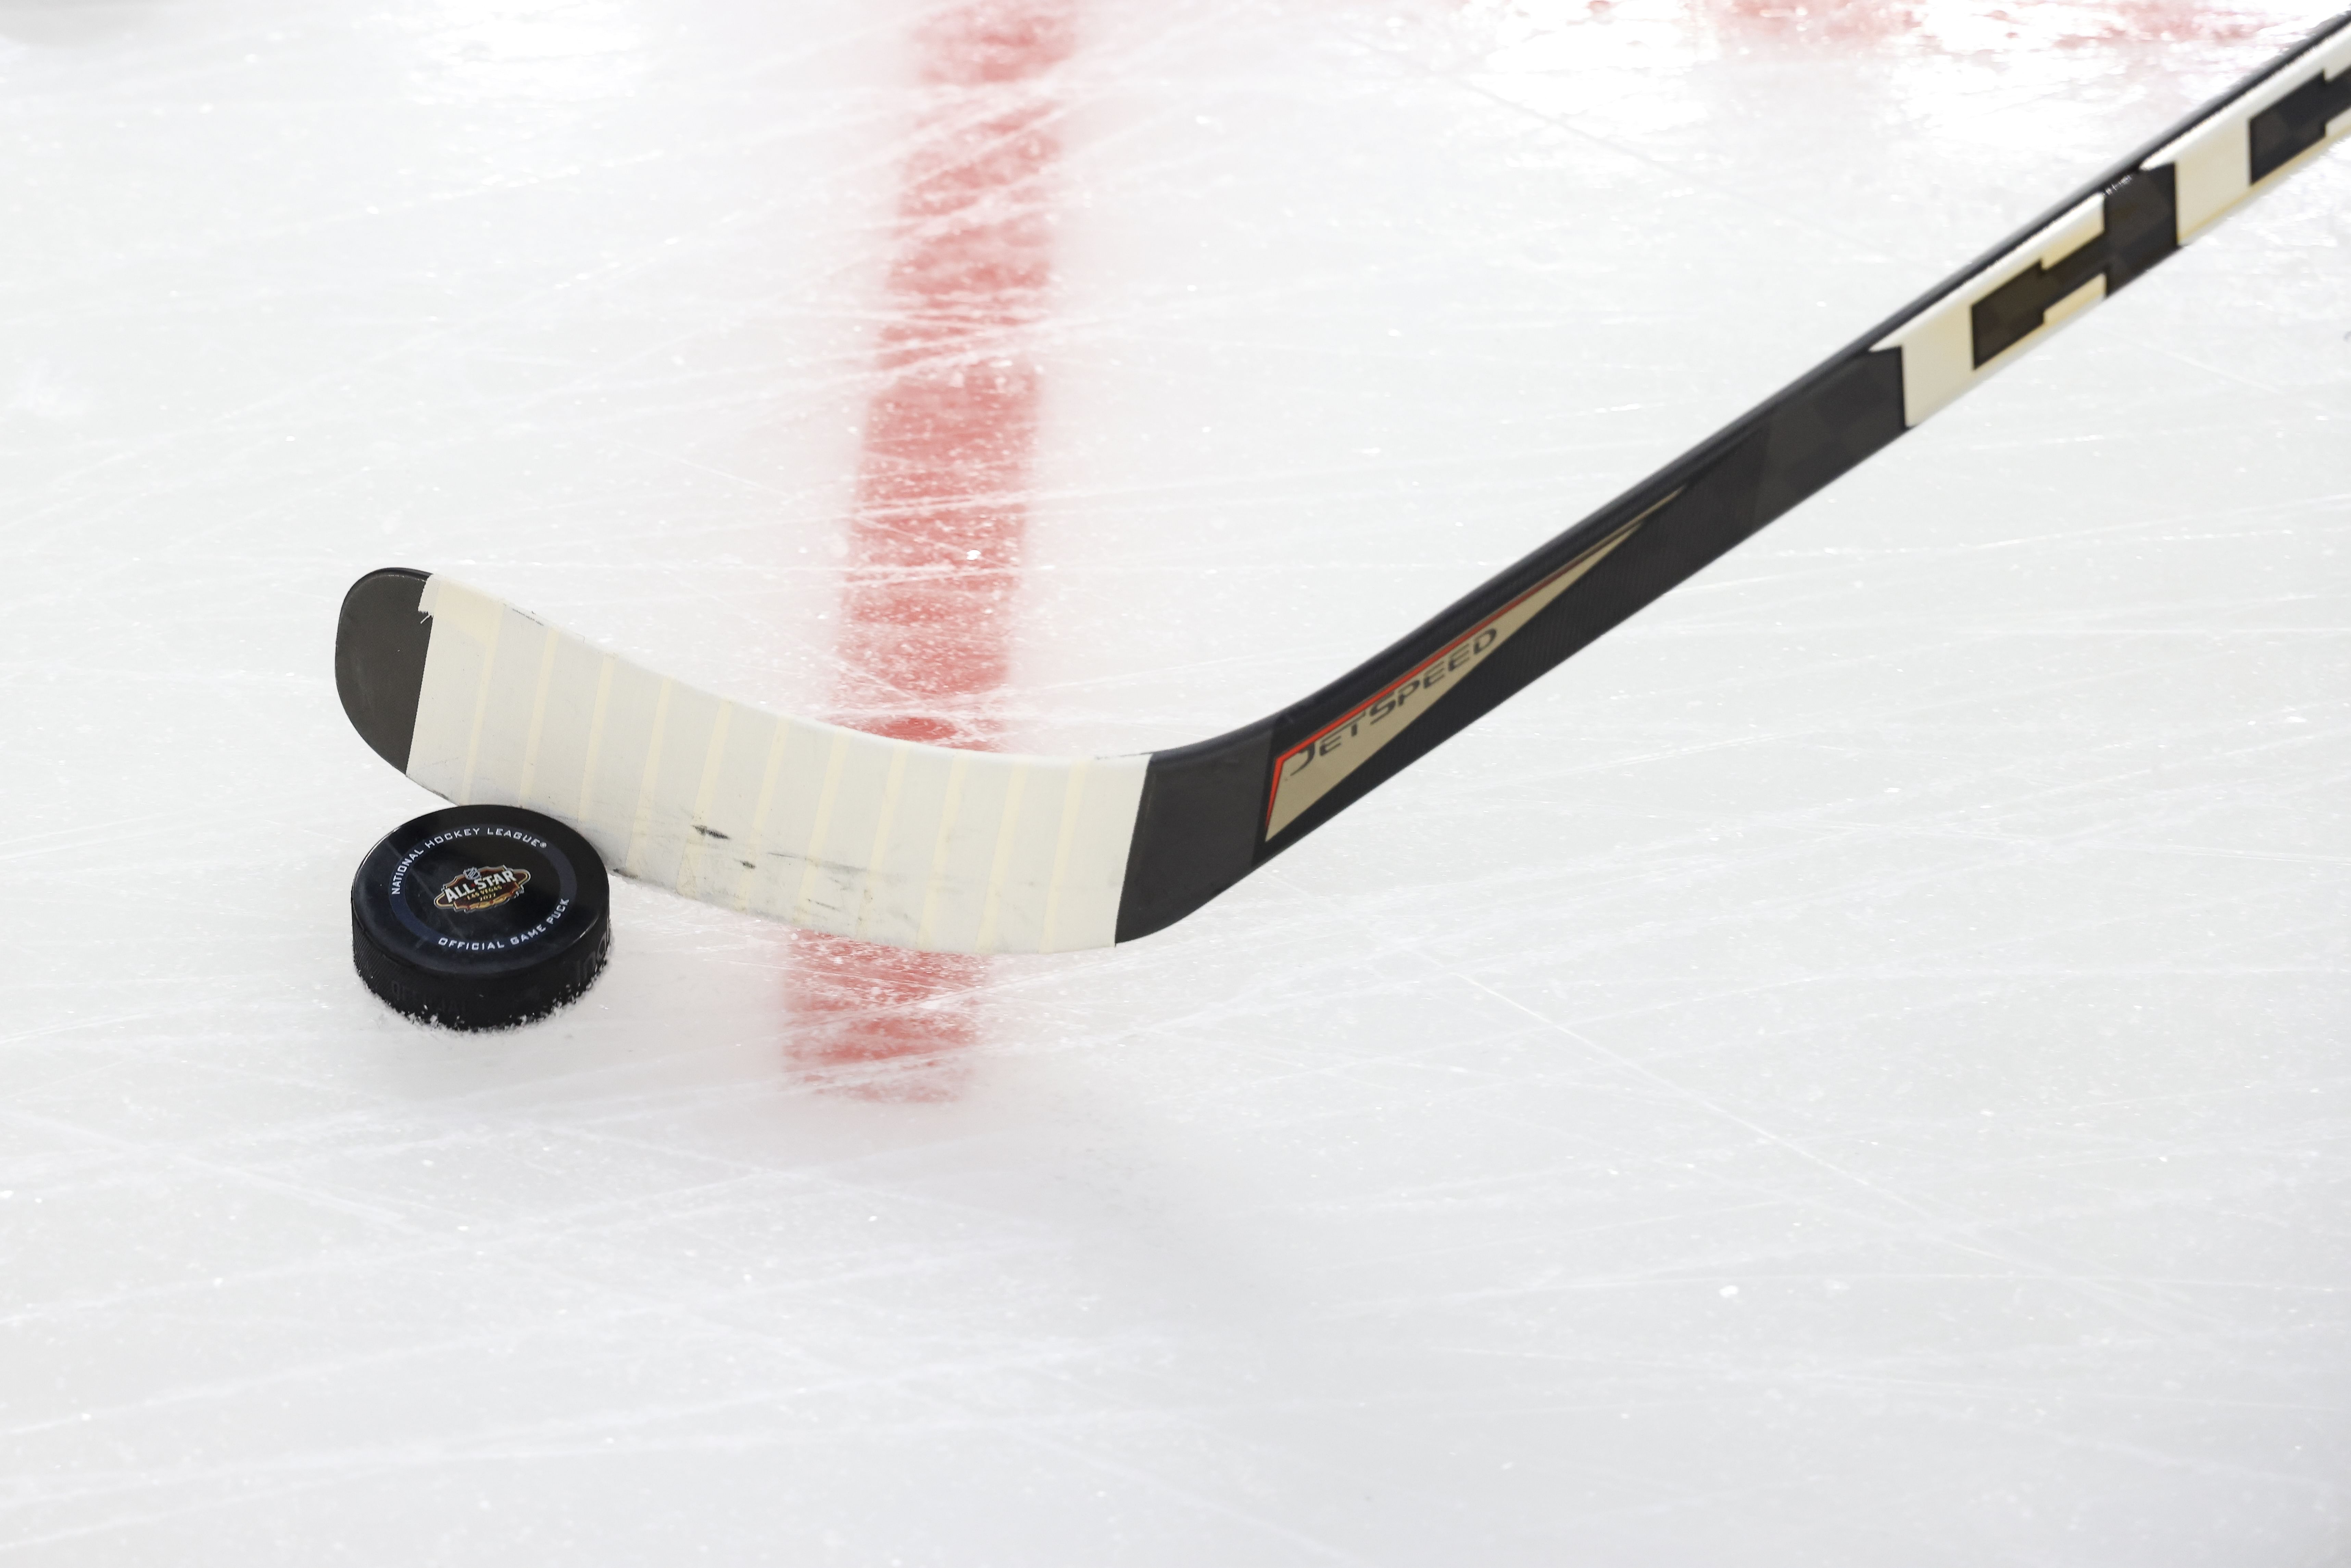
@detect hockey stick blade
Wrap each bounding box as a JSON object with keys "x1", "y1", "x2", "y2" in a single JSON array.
[{"x1": 338, "y1": 13, "x2": 2351, "y2": 954}]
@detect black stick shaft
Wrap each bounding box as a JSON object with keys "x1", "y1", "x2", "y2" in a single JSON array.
[{"x1": 1116, "y1": 12, "x2": 2351, "y2": 942}]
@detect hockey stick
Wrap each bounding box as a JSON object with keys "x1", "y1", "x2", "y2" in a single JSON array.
[{"x1": 338, "y1": 12, "x2": 2351, "y2": 955}]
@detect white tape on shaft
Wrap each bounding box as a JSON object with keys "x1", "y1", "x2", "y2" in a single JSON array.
[
  {"x1": 406, "y1": 577, "x2": 1148, "y2": 954},
  {"x1": 1872, "y1": 191, "x2": 2108, "y2": 428},
  {"x1": 1876, "y1": 30, "x2": 2351, "y2": 428},
  {"x1": 2149, "y1": 24, "x2": 2351, "y2": 241}
]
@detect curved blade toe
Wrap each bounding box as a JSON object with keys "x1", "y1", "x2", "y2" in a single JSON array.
[{"x1": 335, "y1": 567, "x2": 432, "y2": 773}]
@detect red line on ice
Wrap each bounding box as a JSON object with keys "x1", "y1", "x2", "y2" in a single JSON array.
[{"x1": 790, "y1": 0, "x2": 1077, "y2": 1098}]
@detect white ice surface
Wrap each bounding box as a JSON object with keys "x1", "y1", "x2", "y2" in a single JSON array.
[{"x1": 4, "y1": 0, "x2": 2350, "y2": 1561}]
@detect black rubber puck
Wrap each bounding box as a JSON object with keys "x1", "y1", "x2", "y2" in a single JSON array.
[{"x1": 351, "y1": 805, "x2": 610, "y2": 1030}]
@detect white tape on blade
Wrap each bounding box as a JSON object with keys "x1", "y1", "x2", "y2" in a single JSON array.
[{"x1": 407, "y1": 577, "x2": 1148, "y2": 954}]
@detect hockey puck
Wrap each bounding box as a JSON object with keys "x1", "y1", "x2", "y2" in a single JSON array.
[{"x1": 351, "y1": 805, "x2": 610, "y2": 1030}]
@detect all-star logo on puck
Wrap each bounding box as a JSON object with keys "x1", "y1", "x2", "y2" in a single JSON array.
[{"x1": 433, "y1": 865, "x2": 530, "y2": 913}]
